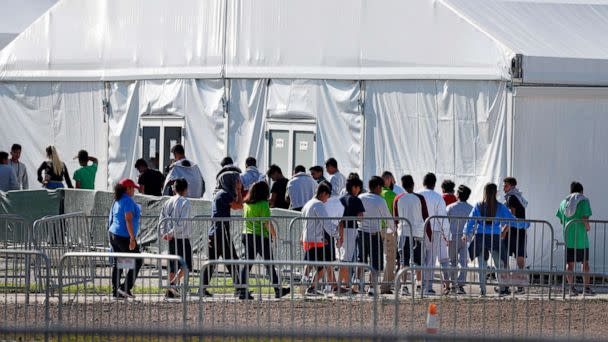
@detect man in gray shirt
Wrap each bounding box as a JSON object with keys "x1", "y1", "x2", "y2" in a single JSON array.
[
  {"x1": 8, "y1": 144, "x2": 28, "y2": 189},
  {"x1": 446, "y1": 185, "x2": 473, "y2": 294},
  {"x1": 0, "y1": 151, "x2": 19, "y2": 192}
]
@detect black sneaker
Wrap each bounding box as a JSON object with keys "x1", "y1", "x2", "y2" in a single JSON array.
[
  {"x1": 499, "y1": 288, "x2": 511, "y2": 296},
  {"x1": 306, "y1": 287, "x2": 322, "y2": 296},
  {"x1": 515, "y1": 287, "x2": 525, "y2": 295},
  {"x1": 457, "y1": 286, "x2": 466, "y2": 295},
  {"x1": 165, "y1": 289, "x2": 177, "y2": 299},
  {"x1": 569, "y1": 287, "x2": 581, "y2": 297},
  {"x1": 117, "y1": 289, "x2": 134, "y2": 299},
  {"x1": 198, "y1": 289, "x2": 213, "y2": 297},
  {"x1": 275, "y1": 287, "x2": 291, "y2": 298},
  {"x1": 238, "y1": 291, "x2": 254, "y2": 300}
]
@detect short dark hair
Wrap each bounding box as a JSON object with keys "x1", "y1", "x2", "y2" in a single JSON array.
[
  {"x1": 245, "y1": 181, "x2": 270, "y2": 204},
  {"x1": 77, "y1": 150, "x2": 89, "y2": 164},
  {"x1": 346, "y1": 177, "x2": 363, "y2": 195},
  {"x1": 11, "y1": 144, "x2": 21, "y2": 152},
  {"x1": 174, "y1": 178, "x2": 189, "y2": 194},
  {"x1": 570, "y1": 181, "x2": 584, "y2": 194},
  {"x1": 316, "y1": 181, "x2": 332, "y2": 198},
  {"x1": 113, "y1": 183, "x2": 127, "y2": 201},
  {"x1": 135, "y1": 158, "x2": 148, "y2": 169},
  {"x1": 0, "y1": 151, "x2": 8, "y2": 162},
  {"x1": 267, "y1": 164, "x2": 283, "y2": 177},
  {"x1": 381, "y1": 171, "x2": 394, "y2": 179},
  {"x1": 294, "y1": 165, "x2": 306, "y2": 174},
  {"x1": 347, "y1": 172, "x2": 361, "y2": 180},
  {"x1": 221, "y1": 157, "x2": 234, "y2": 167},
  {"x1": 171, "y1": 144, "x2": 185, "y2": 155},
  {"x1": 441, "y1": 179, "x2": 456, "y2": 194},
  {"x1": 457, "y1": 185, "x2": 471, "y2": 202},
  {"x1": 245, "y1": 157, "x2": 256, "y2": 167},
  {"x1": 325, "y1": 158, "x2": 338, "y2": 169},
  {"x1": 401, "y1": 175, "x2": 414, "y2": 190},
  {"x1": 309, "y1": 165, "x2": 323, "y2": 173},
  {"x1": 423, "y1": 173, "x2": 437, "y2": 189},
  {"x1": 504, "y1": 177, "x2": 517, "y2": 187},
  {"x1": 368, "y1": 176, "x2": 384, "y2": 192}
]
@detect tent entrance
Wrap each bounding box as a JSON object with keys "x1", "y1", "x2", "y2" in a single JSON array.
[
  {"x1": 266, "y1": 121, "x2": 316, "y2": 173},
  {"x1": 140, "y1": 117, "x2": 185, "y2": 172}
]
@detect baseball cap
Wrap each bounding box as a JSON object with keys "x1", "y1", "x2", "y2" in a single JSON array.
[{"x1": 119, "y1": 178, "x2": 140, "y2": 190}]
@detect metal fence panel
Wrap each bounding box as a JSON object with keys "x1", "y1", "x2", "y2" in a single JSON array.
[
  {"x1": 394, "y1": 266, "x2": 603, "y2": 340},
  {"x1": 57, "y1": 252, "x2": 188, "y2": 331},
  {"x1": 196, "y1": 259, "x2": 379, "y2": 334},
  {"x1": 0, "y1": 249, "x2": 50, "y2": 342},
  {"x1": 0, "y1": 215, "x2": 30, "y2": 249}
]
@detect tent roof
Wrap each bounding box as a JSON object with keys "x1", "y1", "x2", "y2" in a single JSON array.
[
  {"x1": 1, "y1": 0, "x2": 608, "y2": 84},
  {"x1": 0, "y1": 0, "x2": 57, "y2": 50}
]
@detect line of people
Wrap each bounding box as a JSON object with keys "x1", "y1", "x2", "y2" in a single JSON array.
[{"x1": 104, "y1": 153, "x2": 594, "y2": 299}]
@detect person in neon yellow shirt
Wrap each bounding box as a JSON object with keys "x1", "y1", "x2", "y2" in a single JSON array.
[{"x1": 240, "y1": 181, "x2": 290, "y2": 300}]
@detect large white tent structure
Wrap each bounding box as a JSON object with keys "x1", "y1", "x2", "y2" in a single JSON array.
[
  {"x1": 1, "y1": 0, "x2": 608, "y2": 269},
  {"x1": 0, "y1": 0, "x2": 57, "y2": 49}
]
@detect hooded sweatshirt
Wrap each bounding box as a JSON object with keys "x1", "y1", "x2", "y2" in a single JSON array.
[
  {"x1": 209, "y1": 171, "x2": 240, "y2": 236},
  {"x1": 564, "y1": 193, "x2": 587, "y2": 218},
  {"x1": 240, "y1": 166, "x2": 264, "y2": 191},
  {"x1": 504, "y1": 187, "x2": 528, "y2": 208},
  {"x1": 163, "y1": 159, "x2": 205, "y2": 198}
]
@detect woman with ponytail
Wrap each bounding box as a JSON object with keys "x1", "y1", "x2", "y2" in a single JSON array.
[{"x1": 36, "y1": 146, "x2": 73, "y2": 189}]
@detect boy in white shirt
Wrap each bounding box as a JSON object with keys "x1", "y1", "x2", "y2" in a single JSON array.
[{"x1": 159, "y1": 178, "x2": 192, "y2": 298}]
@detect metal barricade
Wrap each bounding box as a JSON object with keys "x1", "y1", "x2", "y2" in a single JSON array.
[
  {"x1": 157, "y1": 217, "x2": 285, "y2": 290},
  {"x1": 196, "y1": 259, "x2": 379, "y2": 333},
  {"x1": 32, "y1": 212, "x2": 96, "y2": 291},
  {"x1": 57, "y1": 252, "x2": 188, "y2": 331},
  {"x1": 394, "y1": 266, "x2": 605, "y2": 340},
  {"x1": 0, "y1": 249, "x2": 50, "y2": 342},
  {"x1": 562, "y1": 219, "x2": 608, "y2": 297},
  {"x1": 287, "y1": 216, "x2": 414, "y2": 291},
  {"x1": 419, "y1": 216, "x2": 556, "y2": 298},
  {"x1": 0, "y1": 215, "x2": 30, "y2": 249}
]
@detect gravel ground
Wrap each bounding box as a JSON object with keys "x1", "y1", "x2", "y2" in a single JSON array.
[{"x1": 1, "y1": 293, "x2": 607, "y2": 340}]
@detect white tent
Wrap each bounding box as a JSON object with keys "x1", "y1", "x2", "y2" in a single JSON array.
[
  {"x1": 1, "y1": 0, "x2": 608, "y2": 269},
  {"x1": 0, "y1": 0, "x2": 57, "y2": 50}
]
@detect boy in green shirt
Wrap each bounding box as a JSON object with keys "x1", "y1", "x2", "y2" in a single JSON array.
[
  {"x1": 556, "y1": 181, "x2": 593, "y2": 296},
  {"x1": 73, "y1": 150, "x2": 98, "y2": 190}
]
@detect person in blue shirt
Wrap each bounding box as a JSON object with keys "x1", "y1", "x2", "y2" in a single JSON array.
[
  {"x1": 463, "y1": 183, "x2": 528, "y2": 296},
  {"x1": 108, "y1": 178, "x2": 142, "y2": 299}
]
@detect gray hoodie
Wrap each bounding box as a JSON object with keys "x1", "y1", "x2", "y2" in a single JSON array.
[
  {"x1": 564, "y1": 193, "x2": 587, "y2": 218},
  {"x1": 163, "y1": 159, "x2": 205, "y2": 198},
  {"x1": 504, "y1": 187, "x2": 528, "y2": 208}
]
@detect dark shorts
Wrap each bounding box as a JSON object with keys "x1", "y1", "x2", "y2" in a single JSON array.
[
  {"x1": 168, "y1": 238, "x2": 193, "y2": 273},
  {"x1": 399, "y1": 236, "x2": 422, "y2": 266},
  {"x1": 566, "y1": 248, "x2": 589, "y2": 263},
  {"x1": 305, "y1": 243, "x2": 335, "y2": 262},
  {"x1": 357, "y1": 231, "x2": 384, "y2": 271},
  {"x1": 504, "y1": 227, "x2": 527, "y2": 258}
]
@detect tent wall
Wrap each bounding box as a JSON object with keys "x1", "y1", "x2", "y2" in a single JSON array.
[
  {"x1": 107, "y1": 79, "x2": 225, "y2": 199},
  {"x1": 363, "y1": 80, "x2": 509, "y2": 198},
  {"x1": 0, "y1": 81, "x2": 108, "y2": 189},
  {"x1": 513, "y1": 87, "x2": 608, "y2": 269}
]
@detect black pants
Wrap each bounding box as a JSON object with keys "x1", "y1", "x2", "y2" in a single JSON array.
[
  {"x1": 201, "y1": 229, "x2": 240, "y2": 287},
  {"x1": 109, "y1": 233, "x2": 143, "y2": 294},
  {"x1": 239, "y1": 234, "x2": 280, "y2": 292}
]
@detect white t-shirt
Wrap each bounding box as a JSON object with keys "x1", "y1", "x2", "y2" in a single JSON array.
[
  {"x1": 359, "y1": 192, "x2": 394, "y2": 234},
  {"x1": 395, "y1": 193, "x2": 424, "y2": 238},
  {"x1": 419, "y1": 189, "x2": 449, "y2": 237},
  {"x1": 328, "y1": 171, "x2": 346, "y2": 197},
  {"x1": 287, "y1": 172, "x2": 318, "y2": 209}
]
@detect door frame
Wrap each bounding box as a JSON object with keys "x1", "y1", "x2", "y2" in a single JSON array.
[
  {"x1": 265, "y1": 119, "x2": 316, "y2": 173},
  {"x1": 139, "y1": 116, "x2": 185, "y2": 172}
]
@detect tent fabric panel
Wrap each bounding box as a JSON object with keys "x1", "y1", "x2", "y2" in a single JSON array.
[
  {"x1": 513, "y1": 88, "x2": 608, "y2": 271},
  {"x1": 363, "y1": 80, "x2": 509, "y2": 199}
]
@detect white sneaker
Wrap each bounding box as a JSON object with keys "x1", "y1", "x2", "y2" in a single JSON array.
[{"x1": 400, "y1": 286, "x2": 411, "y2": 296}]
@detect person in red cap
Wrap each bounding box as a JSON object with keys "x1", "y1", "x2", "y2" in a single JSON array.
[{"x1": 108, "y1": 178, "x2": 143, "y2": 299}]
